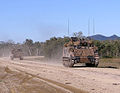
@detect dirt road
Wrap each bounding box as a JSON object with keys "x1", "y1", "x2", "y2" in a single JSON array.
[{"x1": 0, "y1": 57, "x2": 120, "y2": 93}]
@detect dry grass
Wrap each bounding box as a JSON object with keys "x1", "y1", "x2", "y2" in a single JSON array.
[{"x1": 99, "y1": 58, "x2": 120, "y2": 69}]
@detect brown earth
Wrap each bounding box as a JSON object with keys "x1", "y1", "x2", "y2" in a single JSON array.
[{"x1": 0, "y1": 57, "x2": 120, "y2": 93}]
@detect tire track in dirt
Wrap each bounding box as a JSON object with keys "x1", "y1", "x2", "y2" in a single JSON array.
[
  {"x1": 0, "y1": 66, "x2": 70, "y2": 93},
  {"x1": 0, "y1": 57, "x2": 120, "y2": 93},
  {"x1": 0, "y1": 58, "x2": 87, "y2": 93},
  {"x1": 16, "y1": 69, "x2": 87, "y2": 93}
]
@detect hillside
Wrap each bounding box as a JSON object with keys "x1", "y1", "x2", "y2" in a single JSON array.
[{"x1": 90, "y1": 34, "x2": 120, "y2": 40}]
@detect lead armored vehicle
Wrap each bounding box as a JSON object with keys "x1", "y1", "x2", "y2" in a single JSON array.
[
  {"x1": 10, "y1": 48, "x2": 24, "y2": 60},
  {"x1": 63, "y1": 37, "x2": 99, "y2": 67}
]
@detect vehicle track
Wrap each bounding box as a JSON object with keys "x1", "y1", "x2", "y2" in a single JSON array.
[
  {"x1": 0, "y1": 57, "x2": 120, "y2": 93},
  {"x1": 0, "y1": 58, "x2": 87, "y2": 93}
]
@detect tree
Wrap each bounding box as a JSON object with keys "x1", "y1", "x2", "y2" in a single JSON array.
[
  {"x1": 24, "y1": 39, "x2": 33, "y2": 56},
  {"x1": 34, "y1": 42, "x2": 41, "y2": 56},
  {"x1": 73, "y1": 31, "x2": 84, "y2": 39}
]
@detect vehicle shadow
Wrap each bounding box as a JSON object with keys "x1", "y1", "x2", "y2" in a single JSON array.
[
  {"x1": 72, "y1": 65, "x2": 87, "y2": 68},
  {"x1": 98, "y1": 66, "x2": 118, "y2": 69},
  {"x1": 72, "y1": 65, "x2": 118, "y2": 69}
]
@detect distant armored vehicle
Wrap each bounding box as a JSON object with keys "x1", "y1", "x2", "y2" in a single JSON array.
[
  {"x1": 10, "y1": 48, "x2": 23, "y2": 60},
  {"x1": 63, "y1": 37, "x2": 99, "y2": 67}
]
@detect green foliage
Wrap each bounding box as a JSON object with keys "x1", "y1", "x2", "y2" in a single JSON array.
[
  {"x1": 24, "y1": 39, "x2": 33, "y2": 47},
  {"x1": 42, "y1": 37, "x2": 120, "y2": 58},
  {"x1": 43, "y1": 37, "x2": 70, "y2": 58},
  {"x1": 0, "y1": 37, "x2": 120, "y2": 59},
  {"x1": 73, "y1": 31, "x2": 83, "y2": 39},
  {"x1": 93, "y1": 40, "x2": 120, "y2": 58}
]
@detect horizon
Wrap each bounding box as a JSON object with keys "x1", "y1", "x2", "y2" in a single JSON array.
[
  {"x1": 0, "y1": 34, "x2": 119, "y2": 43},
  {"x1": 0, "y1": 0, "x2": 120, "y2": 42}
]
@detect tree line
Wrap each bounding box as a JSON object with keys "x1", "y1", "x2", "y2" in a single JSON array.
[
  {"x1": 93, "y1": 40, "x2": 120, "y2": 58},
  {"x1": 0, "y1": 36, "x2": 120, "y2": 59}
]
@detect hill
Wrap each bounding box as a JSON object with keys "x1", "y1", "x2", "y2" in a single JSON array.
[{"x1": 89, "y1": 34, "x2": 120, "y2": 40}]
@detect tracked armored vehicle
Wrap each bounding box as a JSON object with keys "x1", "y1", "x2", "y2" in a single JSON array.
[
  {"x1": 10, "y1": 48, "x2": 23, "y2": 60},
  {"x1": 63, "y1": 37, "x2": 99, "y2": 67}
]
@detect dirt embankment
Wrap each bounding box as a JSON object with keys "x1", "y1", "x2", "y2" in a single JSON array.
[{"x1": 0, "y1": 57, "x2": 120, "y2": 93}]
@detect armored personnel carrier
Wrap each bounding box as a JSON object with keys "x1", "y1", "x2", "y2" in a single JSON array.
[
  {"x1": 10, "y1": 48, "x2": 23, "y2": 60},
  {"x1": 63, "y1": 37, "x2": 99, "y2": 67}
]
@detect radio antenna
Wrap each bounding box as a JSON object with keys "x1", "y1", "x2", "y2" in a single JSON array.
[
  {"x1": 68, "y1": 18, "x2": 69, "y2": 36},
  {"x1": 93, "y1": 18, "x2": 95, "y2": 35},
  {"x1": 88, "y1": 18, "x2": 90, "y2": 37}
]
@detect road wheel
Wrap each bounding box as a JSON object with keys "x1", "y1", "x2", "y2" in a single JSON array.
[
  {"x1": 94, "y1": 58, "x2": 99, "y2": 67},
  {"x1": 86, "y1": 58, "x2": 99, "y2": 67},
  {"x1": 63, "y1": 59, "x2": 74, "y2": 67}
]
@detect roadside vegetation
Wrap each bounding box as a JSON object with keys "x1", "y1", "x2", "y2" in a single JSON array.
[
  {"x1": 0, "y1": 32, "x2": 120, "y2": 60},
  {"x1": 93, "y1": 40, "x2": 120, "y2": 58},
  {"x1": 99, "y1": 58, "x2": 120, "y2": 69}
]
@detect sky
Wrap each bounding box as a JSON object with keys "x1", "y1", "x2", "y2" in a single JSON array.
[{"x1": 0, "y1": 0, "x2": 120, "y2": 42}]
